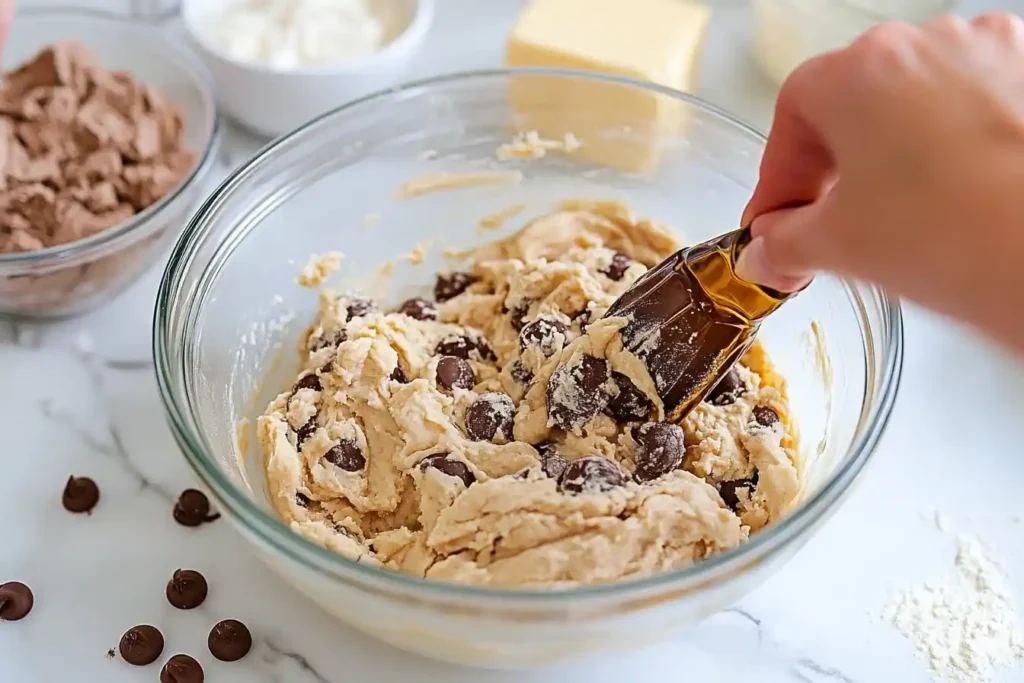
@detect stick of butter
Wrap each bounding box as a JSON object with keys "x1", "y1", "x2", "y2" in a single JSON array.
[{"x1": 505, "y1": 0, "x2": 711, "y2": 173}]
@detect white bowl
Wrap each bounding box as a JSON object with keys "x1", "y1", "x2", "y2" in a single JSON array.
[{"x1": 181, "y1": 0, "x2": 433, "y2": 137}]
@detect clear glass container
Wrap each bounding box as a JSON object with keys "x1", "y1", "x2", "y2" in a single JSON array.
[
  {"x1": 753, "y1": 0, "x2": 958, "y2": 85},
  {"x1": 154, "y1": 69, "x2": 903, "y2": 669},
  {"x1": 0, "y1": 8, "x2": 220, "y2": 317}
]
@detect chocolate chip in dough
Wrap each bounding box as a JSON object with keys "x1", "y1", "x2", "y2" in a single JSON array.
[
  {"x1": 419, "y1": 453, "x2": 475, "y2": 488},
  {"x1": 398, "y1": 297, "x2": 439, "y2": 321},
  {"x1": 0, "y1": 581, "x2": 33, "y2": 621},
  {"x1": 293, "y1": 372, "x2": 321, "y2": 393},
  {"x1": 435, "y1": 272, "x2": 478, "y2": 302},
  {"x1": 508, "y1": 300, "x2": 532, "y2": 331},
  {"x1": 166, "y1": 569, "x2": 208, "y2": 610},
  {"x1": 435, "y1": 334, "x2": 495, "y2": 361},
  {"x1": 436, "y1": 356, "x2": 476, "y2": 391},
  {"x1": 173, "y1": 489, "x2": 218, "y2": 527},
  {"x1": 546, "y1": 354, "x2": 611, "y2": 432},
  {"x1": 390, "y1": 365, "x2": 409, "y2": 383},
  {"x1": 510, "y1": 360, "x2": 533, "y2": 386},
  {"x1": 634, "y1": 422, "x2": 686, "y2": 482},
  {"x1": 602, "y1": 252, "x2": 635, "y2": 281},
  {"x1": 535, "y1": 444, "x2": 569, "y2": 481},
  {"x1": 343, "y1": 295, "x2": 377, "y2": 319},
  {"x1": 705, "y1": 368, "x2": 744, "y2": 406},
  {"x1": 324, "y1": 439, "x2": 366, "y2": 472},
  {"x1": 573, "y1": 307, "x2": 592, "y2": 332},
  {"x1": 719, "y1": 472, "x2": 759, "y2": 511},
  {"x1": 560, "y1": 456, "x2": 627, "y2": 494},
  {"x1": 519, "y1": 317, "x2": 569, "y2": 357},
  {"x1": 466, "y1": 393, "x2": 515, "y2": 442},
  {"x1": 294, "y1": 418, "x2": 318, "y2": 447},
  {"x1": 295, "y1": 492, "x2": 312, "y2": 508},
  {"x1": 208, "y1": 619, "x2": 252, "y2": 662},
  {"x1": 752, "y1": 405, "x2": 780, "y2": 428},
  {"x1": 606, "y1": 372, "x2": 654, "y2": 423},
  {"x1": 119, "y1": 625, "x2": 164, "y2": 666},
  {"x1": 62, "y1": 475, "x2": 99, "y2": 513},
  {"x1": 160, "y1": 654, "x2": 204, "y2": 683}
]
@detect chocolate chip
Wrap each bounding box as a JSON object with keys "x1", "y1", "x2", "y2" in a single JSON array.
[
  {"x1": 166, "y1": 569, "x2": 208, "y2": 610},
  {"x1": 398, "y1": 297, "x2": 439, "y2": 321},
  {"x1": 606, "y1": 372, "x2": 654, "y2": 423},
  {"x1": 106, "y1": 648, "x2": 115, "y2": 659},
  {"x1": 344, "y1": 295, "x2": 377, "y2": 319},
  {"x1": 752, "y1": 405, "x2": 780, "y2": 428},
  {"x1": 435, "y1": 272, "x2": 478, "y2": 302},
  {"x1": 208, "y1": 619, "x2": 251, "y2": 662},
  {"x1": 435, "y1": 334, "x2": 495, "y2": 361},
  {"x1": 0, "y1": 581, "x2": 33, "y2": 621},
  {"x1": 705, "y1": 369, "x2": 744, "y2": 406},
  {"x1": 62, "y1": 475, "x2": 99, "y2": 513},
  {"x1": 466, "y1": 393, "x2": 515, "y2": 442},
  {"x1": 719, "y1": 472, "x2": 759, "y2": 511},
  {"x1": 293, "y1": 372, "x2": 321, "y2": 393},
  {"x1": 573, "y1": 307, "x2": 592, "y2": 331},
  {"x1": 519, "y1": 316, "x2": 569, "y2": 357},
  {"x1": 436, "y1": 356, "x2": 476, "y2": 391},
  {"x1": 160, "y1": 654, "x2": 204, "y2": 683},
  {"x1": 173, "y1": 489, "x2": 218, "y2": 527},
  {"x1": 295, "y1": 492, "x2": 312, "y2": 508},
  {"x1": 535, "y1": 444, "x2": 569, "y2": 481},
  {"x1": 602, "y1": 252, "x2": 635, "y2": 281},
  {"x1": 390, "y1": 365, "x2": 408, "y2": 383},
  {"x1": 324, "y1": 439, "x2": 366, "y2": 471},
  {"x1": 634, "y1": 422, "x2": 686, "y2": 482},
  {"x1": 295, "y1": 418, "x2": 318, "y2": 447},
  {"x1": 311, "y1": 330, "x2": 344, "y2": 351},
  {"x1": 560, "y1": 456, "x2": 626, "y2": 494},
  {"x1": 546, "y1": 354, "x2": 611, "y2": 431},
  {"x1": 420, "y1": 453, "x2": 475, "y2": 487},
  {"x1": 510, "y1": 360, "x2": 533, "y2": 386},
  {"x1": 119, "y1": 625, "x2": 164, "y2": 666},
  {"x1": 508, "y1": 300, "x2": 532, "y2": 331}
]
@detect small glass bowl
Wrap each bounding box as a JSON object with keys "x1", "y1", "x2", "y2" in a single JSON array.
[
  {"x1": 0, "y1": 7, "x2": 220, "y2": 318},
  {"x1": 753, "y1": 0, "x2": 958, "y2": 85},
  {"x1": 155, "y1": 69, "x2": 903, "y2": 668}
]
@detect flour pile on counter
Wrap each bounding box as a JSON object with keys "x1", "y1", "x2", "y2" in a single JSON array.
[
  {"x1": 884, "y1": 536, "x2": 1024, "y2": 682},
  {"x1": 259, "y1": 202, "x2": 801, "y2": 588}
]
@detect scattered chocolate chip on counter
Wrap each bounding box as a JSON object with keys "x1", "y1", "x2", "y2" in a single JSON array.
[
  {"x1": 105, "y1": 648, "x2": 115, "y2": 659},
  {"x1": 119, "y1": 624, "x2": 164, "y2": 666},
  {"x1": 61, "y1": 475, "x2": 99, "y2": 513},
  {"x1": 0, "y1": 581, "x2": 34, "y2": 621},
  {"x1": 173, "y1": 489, "x2": 219, "y2": 527},
  {"x1": 160, "y1": 654, "x2": 204, "y2": 683},
  {"x1": 166, "y1": 569, "x2": 208, "y2": 610},
  {"x1": 208, "y1": 619, "x2": 252, "y2": 662}
]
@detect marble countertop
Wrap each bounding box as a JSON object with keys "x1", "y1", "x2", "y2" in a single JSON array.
[{"x1": 4, "y1": 0, "x2": 1024, "y2": 681}]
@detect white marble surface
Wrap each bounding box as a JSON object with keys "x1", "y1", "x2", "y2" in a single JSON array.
[{"x1": 4, "y1": 0, "x2": 1024, "y2": 681}]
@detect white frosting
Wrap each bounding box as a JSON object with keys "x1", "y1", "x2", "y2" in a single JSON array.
[{"x1": 206, "y1": 0, "x2": 388, "y2": 69}]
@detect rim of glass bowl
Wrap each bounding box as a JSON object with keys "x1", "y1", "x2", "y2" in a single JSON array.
[
  {"x1": 154, "y1": 67, "x2": 904, "y2": 603},
  {"x1": 0, "y1": 6, "x2": 221, "y2": 270},
  {"x1": 771, "y1": 0, "x2": 958, "y2": 23}
]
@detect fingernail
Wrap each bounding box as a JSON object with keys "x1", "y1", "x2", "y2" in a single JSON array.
[{"x1": 735, "y1": 236, "x2": 773, "y2": 285}]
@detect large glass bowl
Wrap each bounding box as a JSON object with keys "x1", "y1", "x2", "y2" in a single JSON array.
[
  {"x1": 154, "y1": 69, "x2": 902, "y2": 669},
  {"x1": 0, "y1": 8, "x2": 220, "y2": 317}
]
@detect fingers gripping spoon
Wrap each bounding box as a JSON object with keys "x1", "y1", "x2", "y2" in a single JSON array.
[{"x1": 604, "y1": 226, "x2": 799, "y2": 422}]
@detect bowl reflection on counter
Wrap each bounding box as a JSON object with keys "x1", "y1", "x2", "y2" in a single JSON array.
[{"x1": 154, "y1": 68, "x2": 902, "y2": 668}]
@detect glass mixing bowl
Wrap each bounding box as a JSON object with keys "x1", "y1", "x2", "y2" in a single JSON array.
[{"x1": 154, "y1": 69, "x2": 902, "y2": 669}]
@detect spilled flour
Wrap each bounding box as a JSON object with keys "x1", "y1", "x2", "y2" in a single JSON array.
[{"x1": 884, "y1": 536, "x2": 1024, "y2": 682}]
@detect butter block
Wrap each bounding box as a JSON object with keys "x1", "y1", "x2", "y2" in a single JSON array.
[{"x1": 505, "y1": 0, "x2": 711, "y2": 173}]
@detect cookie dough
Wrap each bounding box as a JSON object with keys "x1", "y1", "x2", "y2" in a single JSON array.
[{"x1": 259, "y1": 201, "x2": 801, "y2": 588}]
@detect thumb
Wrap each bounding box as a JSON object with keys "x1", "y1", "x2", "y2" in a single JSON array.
[{"x1": 735, "y1": 200, "x2": 836, "y2": 293}]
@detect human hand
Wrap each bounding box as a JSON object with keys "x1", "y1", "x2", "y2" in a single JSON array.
[{"x1": 736, "y1": 14, "x2": 1024, "y2": 349}]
